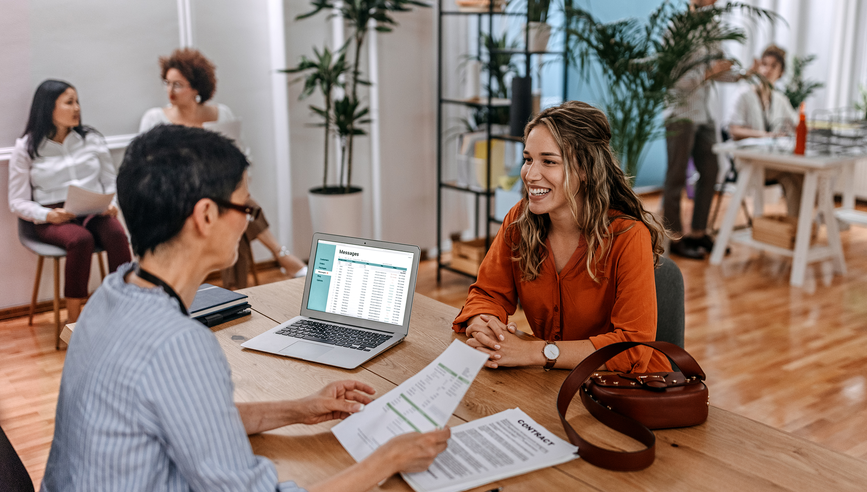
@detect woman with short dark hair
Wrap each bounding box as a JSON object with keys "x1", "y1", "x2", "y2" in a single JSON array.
[
  {"x1": 454, "y1": 101, "x2": 671, "y2": 373},
  {"x1": 42, "y1": 125, "x2": 449, "y2": 491},
  {"x1": 8, "y1": 79, "x2": 131, "y2": 323},
  {"x1": 139, "y1": 48, "x2": 306, "y2": 286}
]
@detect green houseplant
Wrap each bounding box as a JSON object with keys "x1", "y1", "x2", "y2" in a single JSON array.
[
  {"x1": 523, "y1": 0, "x2": 553, "y2": 52},
  {"x1": 282, "y1": 46, "x2": 347, "y2": 192},
  {"x1": 565, "y1": 1, "x2": 778, "y2": 180},
  {"x1": 296, "y1": 0, "x2": 430, "y2": 194},
  {"x1": 784, "y1": 54, "x2": 824, "y2": 109}
]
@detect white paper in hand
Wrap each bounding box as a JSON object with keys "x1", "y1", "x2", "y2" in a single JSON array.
[
  {"x1": 64, "y1": 185, "x2": 114, "y2": 216},
  {"x1": 332, "y1": 340, "x2": 488, "y2": 462}
]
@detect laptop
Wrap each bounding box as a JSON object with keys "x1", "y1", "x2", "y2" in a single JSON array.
[{"x1": 241, "y1": 233, "x2": 421, "y2": 369}]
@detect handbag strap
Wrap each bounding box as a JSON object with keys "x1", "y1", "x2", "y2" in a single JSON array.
[{"x1": 557, "y1": 341, "x2": 706, "y2": 471}]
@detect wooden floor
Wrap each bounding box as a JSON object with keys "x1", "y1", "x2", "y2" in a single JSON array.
[{"x1": 3, "y1": 193, "x2": 867, "y2": 488}]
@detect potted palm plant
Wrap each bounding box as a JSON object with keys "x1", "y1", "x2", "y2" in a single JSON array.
[
  {"x1": 784, "y1": 54, "x2": 824, "y2": 109},
  {"x1": 290, "y1": 0, "x2": 430, "y2": 235},
  {"x1": 523, "y1": 0, "x2": 552, "y2": 52},
  {"x1": 284, "y1": 46, "x2": 365, "y2": 235},
  {"x1": 565, "y1": 1, "x2": 779, "y2": 180}
]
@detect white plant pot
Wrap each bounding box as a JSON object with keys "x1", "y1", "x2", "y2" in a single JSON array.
[
  {"x1": 308, "y1": 187, "x2": 363, "y2": 237},
  {"x1": 523, "y1": 22, "x2": 552, "y2": 53}
]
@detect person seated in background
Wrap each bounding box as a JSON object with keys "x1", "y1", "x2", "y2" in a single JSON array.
[
  {"x1": 452, "y1": 101, "x2": 672, "y2": 374},
  {"x1": 41, "y1": 125, "x2": 449, "y2": 492},
  {"x1": 8, "y1": 80, "x2": 131, "y2": 323},
  {"x1": 729, "y1": 44, "x2": 803, "y2": 217},
  {"x1": 139, "y1": 47, "x2": 306, "y2": 288}
]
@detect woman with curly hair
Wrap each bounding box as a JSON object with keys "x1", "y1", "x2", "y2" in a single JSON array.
[
  {"x1": 140, "y1": 48, "x2": 306, "y2": 287},
  {"x1": 452, "y1": 101, "x2": 671, "y2": 373}
]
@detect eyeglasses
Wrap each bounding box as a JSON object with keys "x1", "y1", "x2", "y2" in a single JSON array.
[
  {"x1": 162, "y1": 80, "x2": 190, "y2": 93},
  {"x1": 210, "y1": 198, "x2": 261, "y2": 223}
]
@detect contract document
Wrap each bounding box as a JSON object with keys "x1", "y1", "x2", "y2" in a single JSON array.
[
  {"x1": 332, "y1": 340, "x2": 488, "y2": 462},
  {"x1": 64, "y1": 185, "x2": 114, "y2": 216},
  {"x1": 402, "y1": 408, "x2": 578, "y2": 492}
]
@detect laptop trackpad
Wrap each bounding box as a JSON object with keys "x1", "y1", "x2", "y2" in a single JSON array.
[{"x1": 279, "y1": 341, "x2": 334, "y2": 359}]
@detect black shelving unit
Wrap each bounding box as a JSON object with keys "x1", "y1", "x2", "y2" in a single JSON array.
[{"x1": 435, "y1": 0, "x2": 569, "y2": 282}]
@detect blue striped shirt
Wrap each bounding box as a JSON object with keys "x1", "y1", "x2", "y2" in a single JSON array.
[{"x1": 41, "y1": 263, "x2": 305, "y2": 492}]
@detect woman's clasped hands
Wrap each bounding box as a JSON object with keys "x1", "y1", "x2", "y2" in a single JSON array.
[{"x1": 465, "y1": 314, "x2": 542, "y2": 369}]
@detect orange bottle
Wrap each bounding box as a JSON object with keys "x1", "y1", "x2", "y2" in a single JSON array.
[{"x1": 794, "y1": 102, "x2": 807, "y2": 155}]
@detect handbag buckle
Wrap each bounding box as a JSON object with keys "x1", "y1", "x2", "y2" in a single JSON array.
[{"x1": 636, "y1": 374, "x2": 668, "y2": 390}]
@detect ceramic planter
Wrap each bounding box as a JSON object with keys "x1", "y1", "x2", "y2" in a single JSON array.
[{"x1": 308, "y1": 186, "x2": 363, "y2": 237}]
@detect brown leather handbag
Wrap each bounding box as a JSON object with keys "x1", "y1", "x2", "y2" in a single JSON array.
[{"x1": 557, "y1": 341, "x2": 708, "y2": 471}]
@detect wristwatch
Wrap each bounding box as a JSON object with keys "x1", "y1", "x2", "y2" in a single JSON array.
[{"x1": 543, "y1": 341, "x2": 560, "y2": 370}]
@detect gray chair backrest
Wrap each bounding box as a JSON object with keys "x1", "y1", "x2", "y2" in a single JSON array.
[
  {"x1": 18, "y1": 218, "x2": 66, "y2": 257},
  {"x1": 654, "y1": 257, "x2": 685, "y2": 348},
  {"x1": 0, "y1": 424, "x2": 34, "y2": 492}
]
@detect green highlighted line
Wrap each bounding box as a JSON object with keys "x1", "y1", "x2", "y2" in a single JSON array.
[
  {"x1": 400, "y1": 393, "x2": 440, "y2": 428},
  {"x1": 387, "y1": 402, "x2": 421, "y2": 433},
  {"x1": 438, "y1": 363, "x2": 470, "y2": 384}
]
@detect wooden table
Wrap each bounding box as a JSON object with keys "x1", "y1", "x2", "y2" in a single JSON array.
[
  {"x1": 709, "y1": 143, "x2": 861, "y2": 287},
  {"x1": 201, "y1": 278, "x2": 867, "y2": 491}
]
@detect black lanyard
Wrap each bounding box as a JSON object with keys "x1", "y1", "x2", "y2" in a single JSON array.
[{"x1": 135, "y1": 263, "x2": 189, "y2": 316}]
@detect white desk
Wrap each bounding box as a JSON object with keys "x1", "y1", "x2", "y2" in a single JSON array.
[{"x1": 710, "y1": 144, "x2": 863, "y2": 287}]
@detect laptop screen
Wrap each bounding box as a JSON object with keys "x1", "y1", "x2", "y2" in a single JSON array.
[{"x1": 306, "y1": 239, "x2": 415, "y2": 326}]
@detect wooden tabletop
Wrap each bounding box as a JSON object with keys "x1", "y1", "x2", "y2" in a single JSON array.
[{"x1": 204, "y1": 279, "x2": 867, "y2": 491}]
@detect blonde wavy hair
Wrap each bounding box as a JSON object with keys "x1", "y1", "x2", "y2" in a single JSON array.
[{"x1": 510, "y1": 101, "x2": 667, "y2": 282}]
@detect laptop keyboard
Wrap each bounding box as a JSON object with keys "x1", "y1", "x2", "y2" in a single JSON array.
[{"x1": 276, "y1": 319, "x2": 392, "y2": 351}]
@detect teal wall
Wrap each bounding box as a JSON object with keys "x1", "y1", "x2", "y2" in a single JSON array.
[{"x1": 540, "y1": 0, "x2": 669, "y2": 189}]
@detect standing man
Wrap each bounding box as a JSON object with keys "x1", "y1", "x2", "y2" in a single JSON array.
[{"x1": 663, "y1": 0, "x2": 743, "y2": 259}]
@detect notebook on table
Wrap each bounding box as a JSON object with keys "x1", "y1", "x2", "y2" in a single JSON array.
[
  {"x1": 241, "y1": 233, "x2": 421, "y2": 369},
  {"x1": 190, "y1": 284, "x2": 251, "y2": 327}
]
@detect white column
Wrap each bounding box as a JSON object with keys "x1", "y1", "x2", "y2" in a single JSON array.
[
  {"x1": 332, "y1": 4, "x2": 345, "y2": 187},
  {"x1": 267, "y1": 0, "x2": 294, "y2": 248},
  {"x1": 177, "y1": 0, "x2": 193, "y2": 47},
  {"x1": 368, "y1": 19, "x2": 382, "y2": 239}
]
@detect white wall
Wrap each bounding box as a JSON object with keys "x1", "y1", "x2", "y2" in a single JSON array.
[
  {"x1": 283, "y1": 4, "x2": 438, "y2": 257},
  {"x1": 192, "y1": 0, "x2": 287, "y2": 261},
  {"x1": 0, "y1": 0, "x2": 177, "y2": 310},
  {"x1": 1, "y1": 0, "x2": 440, "y2": 310},
  {"x1": 0, "y1": 0, "x2": 288, "y2": 309}
]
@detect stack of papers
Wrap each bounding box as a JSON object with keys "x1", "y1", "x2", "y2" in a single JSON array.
[
  {"x1": 403, "y1": 408, "x2": 578, "y2": 492},
  {"x1": 332, "y1": 341, "x2": 578, "y2": 492}
]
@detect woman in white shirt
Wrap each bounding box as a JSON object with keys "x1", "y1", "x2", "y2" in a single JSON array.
[
  {"x1": 139, "y1": 48, "x2": 306, "y2": 288},
  {"x1": 8, "y1": 80, "x2": 132, "y2": 322},
  {"x1": 729, "y1": 45, "x2": 803, "y2": 216}
]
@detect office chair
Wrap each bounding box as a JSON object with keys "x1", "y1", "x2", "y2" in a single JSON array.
[
  {"x1": 18, "y1": 219, "x2": 107, "y2": 350},
  {"x1": 0, "y1": 424, "x2": 34, "y2": 492},
  {"x1": 654, "y1": 257, "x2": 685, "y2": 349}
]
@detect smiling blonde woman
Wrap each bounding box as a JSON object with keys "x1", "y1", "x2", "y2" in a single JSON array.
[{"x1": 452, "y1": 101, "x2": 671, "y2": 373}]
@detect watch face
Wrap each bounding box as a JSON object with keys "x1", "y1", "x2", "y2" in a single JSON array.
[{"x1": 544, "y1": 343, "x2": 559, "y2": 359}]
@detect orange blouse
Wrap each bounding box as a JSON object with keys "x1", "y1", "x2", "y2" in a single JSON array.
[{"x1": 453, "y1": 202, "x2": 671, "y2": 373}]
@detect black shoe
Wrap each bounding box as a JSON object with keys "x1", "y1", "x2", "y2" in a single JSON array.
[
  {"x1": 690, "y1": 234, "x2": 730, "y2": 256},
  {"x1": 670, "y1": 239, "x2": 706, "y2": 260},
  {"x1": 692, "y1": 234, "x2": 715, "y2": 253}
]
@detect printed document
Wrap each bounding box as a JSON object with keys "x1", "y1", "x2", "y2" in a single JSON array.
[
  {"x1": 64, "y1": 185, "x2": 114, "y2": 216},
  {"x1": 402, "y1": 408, "x2": 578, "y2": 492},
  {"x1": 332, "y1": 340, "x2": 488, "y2": 462}
]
